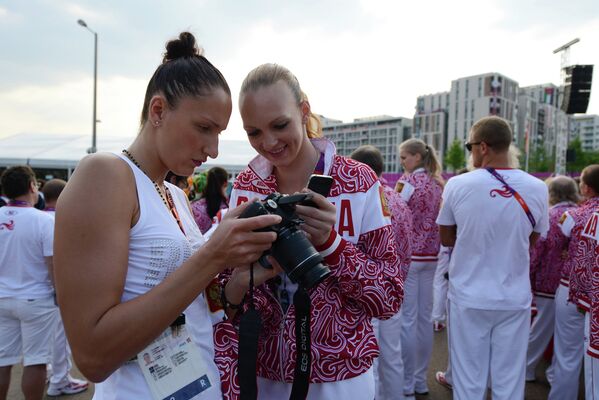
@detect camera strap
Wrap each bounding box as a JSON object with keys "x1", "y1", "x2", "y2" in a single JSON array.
[
  {"x1": 290, "y1": 286, "x2": 311, "y2": 400},
  {"x1": 239, "y1": 264, "x2": 262, "y2": 400}
]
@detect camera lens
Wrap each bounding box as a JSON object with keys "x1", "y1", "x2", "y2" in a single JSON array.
[{"x1": 271, "y1": 227, "x2": 331, "y2": 289}]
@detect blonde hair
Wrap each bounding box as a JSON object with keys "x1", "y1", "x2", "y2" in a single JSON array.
[
  {"x1": 548, "y1": 176, "x2": 580, "y2": 205},
  {"x1": 239, "y1": 63, "x2": 322, "y2": 138},
  {"x1": 399, "y1": 138, "x2": 444, "y2": 185}
]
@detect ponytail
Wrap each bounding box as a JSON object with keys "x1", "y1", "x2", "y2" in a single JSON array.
[
  {"x1": 399, "y1": 138, "x2": 444, "y2": 186},
  {"x1": 301, "y1": 91, "x2": 322, "y2": 138}
]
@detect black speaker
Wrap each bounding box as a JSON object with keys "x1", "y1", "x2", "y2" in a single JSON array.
[
  {"x1": 561, "y1": 65, "x2": 593, "y2": 114},
  {"x1": 566, "y1": 148, "x2": 576, "y2": 163}
]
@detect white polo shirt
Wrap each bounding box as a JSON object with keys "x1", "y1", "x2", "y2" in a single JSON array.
[
  {"x1": 0, "y1": 205, "x2": 55, "y2": 299},
  {"x1": 436, "y1": 168, "x2": 549, "y2": 310}
]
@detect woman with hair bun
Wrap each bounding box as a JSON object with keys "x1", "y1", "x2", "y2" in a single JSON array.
[
  {"x1": 396, "y1": 138, "x2": 444, "y2": 396},
  {"x1": 54, "y1": 32, "x2": 281, "y2": 400},
  {"x1": 215, "y1": 63, "x2": 404, "y2": 400},
  {"x1": 192, "y1": 166, "x2": 229, "y2": 234}
]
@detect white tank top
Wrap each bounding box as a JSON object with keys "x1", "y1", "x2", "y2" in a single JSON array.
[{"x1": 93, "y1": 154, "x2": 222, "y2": 400}]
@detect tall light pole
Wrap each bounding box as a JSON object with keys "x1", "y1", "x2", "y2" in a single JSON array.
[{"x1": 77, "y1": 19, "x2": 98, "y2": 154}]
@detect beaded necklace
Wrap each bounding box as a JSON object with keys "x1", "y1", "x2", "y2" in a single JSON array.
[
  {"x1": 122, "y1": 149, "x2": 168, "y2": 208},
  {"x1": 121, "y1": 149, "x2": 186, "y2": 234}
]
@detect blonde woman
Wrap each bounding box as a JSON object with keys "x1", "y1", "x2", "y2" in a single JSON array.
[
  {"x1": 215, "y1": 64, "x2": 404, "y2": 399},
  {"x1": 396, "y1": 138, "x2": 444, "y2": 396}
]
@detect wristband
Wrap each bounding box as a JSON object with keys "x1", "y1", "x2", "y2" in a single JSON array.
[{"x1": 221, "y1": 285, "x2": 243, "y2": 310}]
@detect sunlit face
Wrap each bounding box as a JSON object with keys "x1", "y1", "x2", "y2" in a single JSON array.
[
  {"x1": 239, "y1": 80, "x2": 309, "y2": 169},
  {"x1": 399, "y1": 149, "x2": 422, "y2": 173},
  {"x1": 158, "y1": 89, "x2": 232, "y2": 176}
]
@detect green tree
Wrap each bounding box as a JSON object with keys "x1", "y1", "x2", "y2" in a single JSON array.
[
  {"x1": 527, "y1": 145, "x2": 554, "y2": 172},
  {"x1": 567, "y1": 138, "x2": 587, "y2": 173},
  {"x1": 444, "y1": 139, "x2": 466, "y2": 172}
]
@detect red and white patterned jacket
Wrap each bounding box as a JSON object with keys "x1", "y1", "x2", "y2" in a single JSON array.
[
  {"x1": 529, "y1": 202, "x2": 577, "y2": 298},
  {"x1": 396, "y1": 168, "x2": 443, "y2": 262},
  {"x1": 562, "y1": 198, "x2": 599, "y2": 310},
  {"x1": 578, "y1": 210, "x2": 599, "y2": 358},
  {"x1": 382, "y1": 183, "x2": 413, "y2": 281},
  {"x1": 213, "y1": 139, "x2": 404, "y2": 398}
]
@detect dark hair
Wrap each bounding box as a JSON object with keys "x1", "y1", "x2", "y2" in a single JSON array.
[
  {"x1": 0, "y1": 165, "x2": 36, "y2": 199},
  {"x1": 350, "y1": 145, "x2": 384, "y2": 176},
  {"x1": 165, "y1": 172, "x2": 188, "y2": 188},
  {"x1": 140, "y1": 32, "x2": 231, "y2": 127},
  {"x1": 471, "y1": 116, "x2": 512, "y2": 152},
  {"x1": 582, "y1": 164, "x2": 599, "y2": 195},
  {"x1": 202, "y1": 167, "x2": 229, "y2": 219},
  {"x1": 42, "y1": 179, "x2": 67, "y2": 203}
]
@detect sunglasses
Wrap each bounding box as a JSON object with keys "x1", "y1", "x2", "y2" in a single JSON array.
[{"x1": 465, "y1": 141, "x2": 482, "y2": 152}]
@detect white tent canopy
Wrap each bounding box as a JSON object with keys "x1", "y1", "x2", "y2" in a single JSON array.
[{"x1": 0, "y1": 133, "x2": 258, "y2": 177}]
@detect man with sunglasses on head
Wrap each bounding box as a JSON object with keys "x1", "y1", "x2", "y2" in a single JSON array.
[{"x1": 436, "y1": 116, "x2": 549, "y2": 400}]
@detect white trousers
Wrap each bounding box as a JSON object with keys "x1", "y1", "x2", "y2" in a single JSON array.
[
  {"x1": 525, "y1": 296, "x2": 555, "y2": 381},
  {"x1": 443, "y1": 301, "x2": 453, "y2": 385},
  {"x1": 448, "y1": 301, "x2": 529, "y2": 400},
  {"x1": 585, "y1": 311, "x2": 593, "y2": 400},
  {"x1": 373, "y1": 313, "x2": 405, "y2": 400},
  {"x1": 50, "y1": 316, "x2": 73, "y2": 387},
  {"x1": 587, "y1": 313, "x2": 599, "y2": 400},
  {"x1": 548, "y1": 284, "x2": 584, "y2": 400},
  {"x1": 257, "y1": 367, "x2": 374, "y2": 400},
  {"x1": 400, "y1": 260, "x2": 436, "y2": 394}
]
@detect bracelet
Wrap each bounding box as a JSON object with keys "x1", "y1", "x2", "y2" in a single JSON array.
[{"x1": 221, "y1": 285, "x2": 243, "y2": 310}]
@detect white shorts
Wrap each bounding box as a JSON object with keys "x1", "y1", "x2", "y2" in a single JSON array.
[{"x1": 0, "y1": 296, "x2": 58, "y2": 367}]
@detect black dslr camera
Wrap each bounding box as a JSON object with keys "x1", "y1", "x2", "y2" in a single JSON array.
[{"x1": 239, "y1": 193, "x2": 331, "y2": 289}]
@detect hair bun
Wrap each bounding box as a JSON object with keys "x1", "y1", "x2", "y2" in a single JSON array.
[{"x1": 163, "y1": 32, "x2": 204, "y2": 62}]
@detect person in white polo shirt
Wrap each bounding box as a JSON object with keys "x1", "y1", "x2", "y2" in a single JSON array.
[
  {"x1": 436, "y1": 116, "x2": 549, "y2": 400},
  {"x1": 41, "y1": 179, "x2": 89, "y2": 397},
  {"x1": 0, "y1": 165, "x2": 59, "y2": 400}
]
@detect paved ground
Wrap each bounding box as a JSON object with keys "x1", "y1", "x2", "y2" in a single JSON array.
[{"x1": 5, "y1": 328, "x2": 583, "y2": 399}]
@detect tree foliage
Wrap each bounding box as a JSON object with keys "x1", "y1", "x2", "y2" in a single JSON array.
[
  {"x1": 527, "y1": 145, "x2": 554, "y2": 173},
  {"x1": 567, "y1": 138, "x2": 599, "y2": 173},
  {"x1": 444, "y1": 139, "x2": 466, "y2": 172}
]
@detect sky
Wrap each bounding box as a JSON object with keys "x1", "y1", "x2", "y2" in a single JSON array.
[{"x1": 0, "y1": 0, "x2": 598, "y2": 146}]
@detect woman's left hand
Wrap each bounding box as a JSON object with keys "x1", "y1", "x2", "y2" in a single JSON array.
[{"x1": 294, "y1": 189, "x2": 337, "y2": 247}]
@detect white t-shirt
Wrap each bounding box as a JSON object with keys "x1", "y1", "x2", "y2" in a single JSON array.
[
  {"x1": 0, "y1": 205, "x2": 55, "y2": 299},
  {"x1": 436, "y1": 168, "x2": 549, "y2": 310}
]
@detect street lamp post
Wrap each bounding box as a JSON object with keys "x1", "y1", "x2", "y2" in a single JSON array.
[{"x1": 77, "y1": 19, "x2": 98, "y2": 154}]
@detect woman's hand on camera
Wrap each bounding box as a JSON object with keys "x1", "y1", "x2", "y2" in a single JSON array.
[
  {"x1": 295, "y1": 189, "x2": 336, "y2": 247},
  {"x1": 225, "y1": 256, "x2": 283, "y2": 305},
  {"x1": 206, "y1": 200, "x2": 281, "y2": 269}
]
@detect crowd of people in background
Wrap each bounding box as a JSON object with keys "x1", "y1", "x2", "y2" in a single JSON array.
[{"x1": 2, "y1": 30, "x2": 599, "y2": 400}]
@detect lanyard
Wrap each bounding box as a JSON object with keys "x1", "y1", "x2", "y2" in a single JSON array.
[
  {"x1": 486, "y1": 168, "x2": 536, "y2": 228},
  {"x1": 164, "y1": 187, "x2": 186, "y2": 236},
  {"x1": 8, "y1": 200, "x2": 31, "y2": 207}
]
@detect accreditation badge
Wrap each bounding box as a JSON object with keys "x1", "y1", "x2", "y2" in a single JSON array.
[
  {"x1": 396, "y1": 180, "x2": 415, "y2": 202},
  {"x1": 137, "y1": 325, "x2": 212, "y2": 400}
]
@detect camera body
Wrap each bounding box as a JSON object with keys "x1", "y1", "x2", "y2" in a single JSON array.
[{"x1": 239, "y1": 193, "x2": 331, "y2": 289}]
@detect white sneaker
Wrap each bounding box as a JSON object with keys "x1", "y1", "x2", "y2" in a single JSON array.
[{"x1": 47, "y1": 377, "x2": 89, "y2": 396}]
